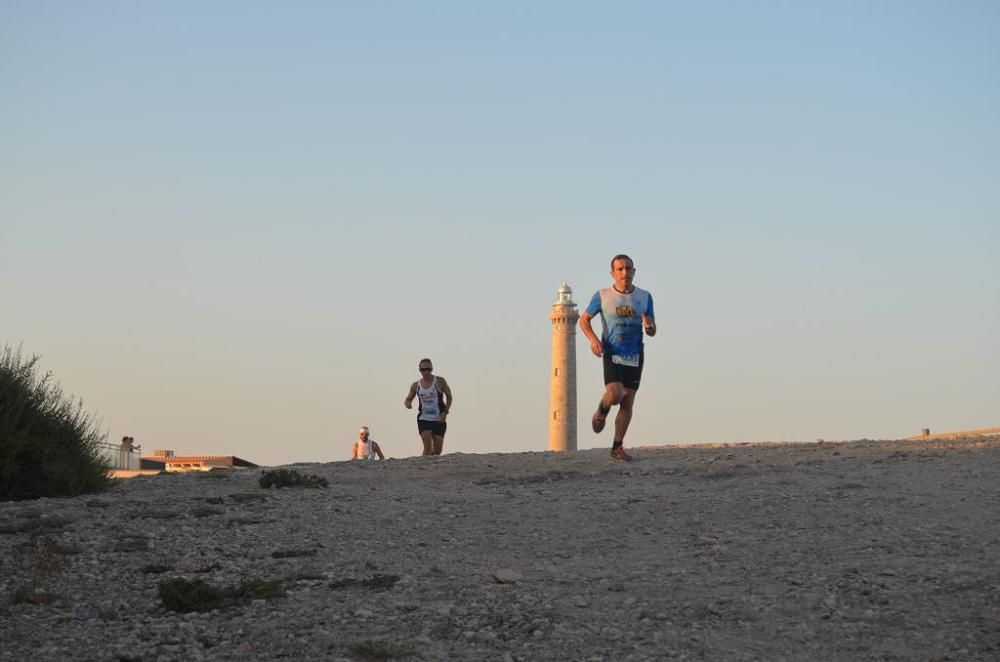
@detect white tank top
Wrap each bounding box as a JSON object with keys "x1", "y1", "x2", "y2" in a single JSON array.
[
  {"x1": 354, "y1": 439, "x2": 375, "y2": 460},
  {"x1": 416, "y1": 377, "x2": 442, "y2": 421}
]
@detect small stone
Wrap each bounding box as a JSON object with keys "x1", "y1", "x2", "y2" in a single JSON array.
[
  {"x1": 493, "y1": 569, "x2": 522, "y2": 584},
  {"x1": 600, "y1": 626, "x2": 622, "y2": 641},
  {"x1": 574, "y1": 595, "x2": 590, "y2": 608}
]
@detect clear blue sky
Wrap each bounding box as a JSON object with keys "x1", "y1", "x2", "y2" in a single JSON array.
[{"x1": 3, "y1": 2, "x2": 998, "y2": 465}]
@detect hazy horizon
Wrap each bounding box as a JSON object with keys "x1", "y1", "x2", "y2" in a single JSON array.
[{"x1": 4, "y1": 2, "x2": 998, "y2": 465}]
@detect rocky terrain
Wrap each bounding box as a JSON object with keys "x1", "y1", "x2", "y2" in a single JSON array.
[{"x1": 2, "y1": 436, "x2": 998, "y2": 661}]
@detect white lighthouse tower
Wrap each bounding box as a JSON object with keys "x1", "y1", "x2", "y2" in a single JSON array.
[{"x1": 549, "y1": 283, "x2": 579, "y2": 452}]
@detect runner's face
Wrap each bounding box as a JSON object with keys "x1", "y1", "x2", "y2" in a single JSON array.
[
  {"x1": 611, "y1": 258, "x2": 635, "y2": 289},
  {"x1": 419, "y1": 363, "x2": 432, "y2": 376}
]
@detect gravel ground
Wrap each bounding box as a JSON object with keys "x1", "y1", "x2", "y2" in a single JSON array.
[{"x1": 2, "y1": 436, "x2": 999, "y2": 661}]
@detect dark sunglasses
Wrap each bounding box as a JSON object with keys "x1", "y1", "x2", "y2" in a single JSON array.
[{"x1": 419, "y1": 367, "x2": 432, "y2": 372}]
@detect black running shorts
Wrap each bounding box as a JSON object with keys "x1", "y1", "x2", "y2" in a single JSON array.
[
  {"x1": 417, "y1": 419, "x2": 447, "y2": 437},
  {"x1": 602, "y1": 350, "x2": 644, "y2": 391}
]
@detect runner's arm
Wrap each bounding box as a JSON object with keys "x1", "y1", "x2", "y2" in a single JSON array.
[
  {"x1": 404, "y1": 382, "x2": 417, "y2": 409},
  {"x1": 643, "y1": 314, "x2": 656, "y2": 337},
  {"x1": 643, "y1": 294, "x2": 656, "y2": 337},
  {"x1": 579, "y1": 312, "x2": 603, "y2": 356},
  {"x1": 438, "y1": 378, "x2": 453, "y2": 420}
]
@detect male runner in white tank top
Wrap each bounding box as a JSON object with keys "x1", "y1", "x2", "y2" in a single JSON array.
[{"x1": 403, "y1": 358, "x2": 454, "y2": 455}]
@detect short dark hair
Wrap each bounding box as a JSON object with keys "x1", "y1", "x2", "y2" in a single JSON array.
[
  {"x1": 610, "y1": 254, "x2": 633, "y2": 269},
  {"x1": 419, "y1": 358, "x2": 432, "y2": 366}
]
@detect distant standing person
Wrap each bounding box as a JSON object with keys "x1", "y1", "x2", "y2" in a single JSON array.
[
  {"x1": 352, "y1": 426, "x2": 384, "y2": 461},
  {"x1": 579, "y1": 254, "x2": 656, "y2": 462},
  {"x1": 404, "y1": 358, "x2": 453, "y2": 455}
]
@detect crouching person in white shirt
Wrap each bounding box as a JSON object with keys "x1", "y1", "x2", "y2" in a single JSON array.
[{"x1": 352, "y1": 426, "x2": 385, "y2": 461}]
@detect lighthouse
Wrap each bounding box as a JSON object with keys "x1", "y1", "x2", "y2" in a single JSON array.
[{"x1": 549, "y1": 283, "x2": 579, "y2": 452}]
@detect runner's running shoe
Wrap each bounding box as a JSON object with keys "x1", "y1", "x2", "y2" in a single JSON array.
[
  {"x1": 592, "y1": 403, "x2": 610, "y2": 433},
  {"x1": 610, "y1": 446, "x2": 632, "y2": 462}
]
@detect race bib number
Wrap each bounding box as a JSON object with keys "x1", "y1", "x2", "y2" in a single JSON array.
[{"x1": 611, "y1": 353, "x2": 640, "y2": 367}]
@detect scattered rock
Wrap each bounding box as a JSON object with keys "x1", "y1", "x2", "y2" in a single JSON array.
[{"x1": 493, "y1": 569, "x2": 522, "y2": 584}]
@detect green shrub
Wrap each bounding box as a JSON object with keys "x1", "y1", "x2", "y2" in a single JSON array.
[
  {"x1": 142, "y1": 563, "x2": 173, "y2": 574},
  {"x1": 158, "y1": 578, "x2": 226, "y2": 612},
  {"x1": 233, "y1": 577, "x2": 285, "y2": 601},
  {"x1": 328, "y1": 574, "x2": 401, "y2": 592},
  {"x1": 0, "y1": 345, "x2": 112, "y2": 500},
  {"x1": 158, "y1": 577, "x2": 286, "y2": 613},
  {"x1": 258, "y1": 468, "x2": 328, "y2": 489},
  {"x1": 191, "y1": 505, "x2": 224, "y2": 518},
  {"x1": 271, "y1": 548, "x2": 318, "y2": 559},
  {"x1": 12, "y1": 535, "x2": 71, "y2": 604},
  {"x1": 349, "y1": 640, "x2": 420, "y2": 660}
]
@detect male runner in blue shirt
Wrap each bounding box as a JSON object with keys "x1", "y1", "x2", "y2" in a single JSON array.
[{"x1": 579, "y1": 254, "x2": 657, "y2": 462}]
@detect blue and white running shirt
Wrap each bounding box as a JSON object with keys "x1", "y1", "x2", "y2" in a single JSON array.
[{"x1": 585, "y1": 286, "x2": 655, "y2": 366}]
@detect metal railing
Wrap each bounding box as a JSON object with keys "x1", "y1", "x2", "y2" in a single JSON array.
[{"x1": 97, "y1": 441, "x2": 141, "y2": 471}]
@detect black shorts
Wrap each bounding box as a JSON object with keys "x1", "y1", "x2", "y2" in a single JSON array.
[
  {"x1": 417, "y1": 419, "x2": 447, "y2": 437},
  {"x1": 603, "y1": 350, "x2": 644, "y2": 391}
]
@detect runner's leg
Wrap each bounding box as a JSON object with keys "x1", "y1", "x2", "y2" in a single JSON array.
[
  {"x1": 593, "y1": 382, "x2": 625, "y2": 432},
  {"x1": 614, "y1": 389, "x2": 637, "y2": 444},
  {"x1": 419, "y1": 429, "x2": 434, "y2": 455}
]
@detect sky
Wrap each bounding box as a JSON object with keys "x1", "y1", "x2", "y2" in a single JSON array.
[{"x1": 2, "y1": 2, "x2": 998, "y2": 465}]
